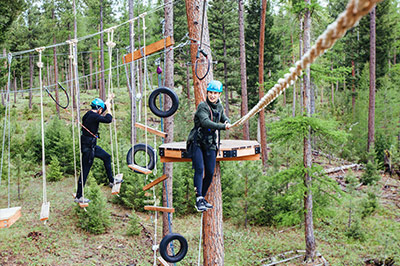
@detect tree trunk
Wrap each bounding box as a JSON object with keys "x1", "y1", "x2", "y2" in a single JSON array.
[
  {"x1": 186, "y1": 62, "x2": 191, "y2": 100},
  {"x1": 238, "y1": 0, "x2": 249, "y2": 139},
  {"x1": 203, "y1": 163, "x2": 224, "y2": 266},
  {"x1": 162, "y1": 0, "x2": 175, "y2": 242},
  {"x1": 303, "y1": 0, "x2": 316, "y2": 261},
  {"x1": 13, "y1": 70, "x2": 16, "y2": 104},
  {"x1": 299, "y1": 17, "x2": 304, "y2": 112},
  {"x1": 291, "y1": 33, "x2": 296, "y2": 117},
  {"x1": 89, "y1": 52, "x2": 93, "y2": 90},
  {"x1": 331, "y1": 64, "x2": 334, "y2": 106},
  {"x1": 258, "y1": 0, "x2": 268, "y2": 168},
  {"x1": 351, "y1": 60, "x2": 356, "y2": 117},
  {"x1": 367, "y1": 7, "x2": 376, "y2": 152},
  {"x1": 53, "y1": 7, "x2": 59, "y2": 115},
  {"x1": 20, "y1": 75, "x2": 23, "y2": 98},
  {"x1": 99, "y1": 0, "x2": 106, "y2": 100}
]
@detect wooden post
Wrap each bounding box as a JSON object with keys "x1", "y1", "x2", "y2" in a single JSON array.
[{"x1": 185, "y1": 0, "x2": 223, "y2": 264}]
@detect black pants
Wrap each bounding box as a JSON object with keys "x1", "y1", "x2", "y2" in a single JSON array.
[
  {"x1": 76, "y1": 144, "x2": 113, "y2": 199},
  {"x1": 192, "y1": 145, "x2": 216, "y2": 197}
]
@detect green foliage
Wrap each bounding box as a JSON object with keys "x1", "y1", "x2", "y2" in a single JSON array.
[
  {"x1": 361, "y1": 191, "x2": 378, "y2": 218},
  {"x1": 47, "y1": 155, "x2": 63, "y2": 182},
  {"x1": 344, "y1": 219, "x2": 366, "y2": 241},
  {"x1": 360, "y1": 150, "x2": 381, "y2": 185},
  {"x1": 75, "y1": 176, "x2": 111, "y2": 234},
  {"x1": 126, "y1": 210, "x2": 141, "y2": 236}
]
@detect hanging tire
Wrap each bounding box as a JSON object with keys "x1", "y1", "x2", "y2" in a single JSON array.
[
  {"x1": 126, "y1": 143, "x2": 157, "y2": 174},
  {"x1": 148, "y1": 87, "x2": 179, "y2": 118},
  {"x1": 159, "y1": 233, "x2": 188, "y2": 263}
]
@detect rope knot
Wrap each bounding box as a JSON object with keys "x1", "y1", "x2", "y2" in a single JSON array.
[
  {"x1": 35, "y1": 47, "x2": 46, "y2": 53},
  {"x1": 37, "y1": 62, "x2": 44, "y2": 68},
  {"x1": 106, "y1": 41, "x2": 116, "y2": 48}
]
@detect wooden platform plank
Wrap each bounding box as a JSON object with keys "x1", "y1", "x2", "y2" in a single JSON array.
[
  {"x1": 135, "y1": 123, "x2": 167, "y2": 138},
  {"x1": 144, "y1": 206, "x2": 175, "y2": 213},
  {"x1": 157, "y1": 256, "x2": 169, "y2": 266},
  {"x1": 160, "y1": 153, "x2": 261, "y2": 163},
  {"x1": 143, "y1": 174, "x2": 168, "y2": 191},
  {"x1": 123, "y1": 36, "x2": 174, "y2": 64},
  {"x1": 128, "y1": 164, "x2": 152, "y2": 175},
  {"x1": 0, "y1": 207, "x2": 21, "y2": 229}
]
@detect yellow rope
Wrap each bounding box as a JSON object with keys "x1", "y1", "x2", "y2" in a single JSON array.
[{"x1": 231, "y1": 0, "x2": 382, "y2": 128}]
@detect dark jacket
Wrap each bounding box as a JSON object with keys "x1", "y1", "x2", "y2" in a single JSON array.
[
  {"x1": 188, "y1": 98, "x2": 230, "y2": 150},
  {"x1": 81, "y1": 110, "x2": 112, "y2": 146}
]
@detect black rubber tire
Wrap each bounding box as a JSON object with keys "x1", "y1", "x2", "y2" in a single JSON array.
[
  {"x1": 159, "y1": 233, "x2": 188, "y2": 263},
  {"x1": 148, "y1": 87, "x2": 179, "y2": 118},
  {"x1": 126, "y1": 143, "x2": 157, "y2": 174}
]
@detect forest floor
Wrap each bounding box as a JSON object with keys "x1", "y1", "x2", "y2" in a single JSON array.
[{"x1": 1, "y1": 152, "x2": 400, "y2": 266}]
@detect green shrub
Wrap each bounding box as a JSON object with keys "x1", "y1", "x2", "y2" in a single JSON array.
[
  {"x1": 361, "y1": 159, "x2": 381, "y2": 185},
  {"x1": 126, "y1": 210, "x2": 141, "y2": 236},
  {"x1": 47, "y1": 155, "x2": 63, "y2": 182},
  {"x1": 361, "y1": 191, "x2": 378, "y2": 218},
  {"x1": 75, "y1": 176, "x2": 111, "y2": 234},
  {"x1": 345, "y1": 220, "x2": 366, "y2": 241}
]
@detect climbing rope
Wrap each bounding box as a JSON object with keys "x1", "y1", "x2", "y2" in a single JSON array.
[
  {"x1": 194, "y1": 0, "x2": 211, "y2": 81},
  {"x1": 45, "y1": 82, "x2": 70, "y2": 109},
  {"x1": 231, "y1": 0, "x2": 382, "y2": 128},
  {"x1": 36, "y1": 47, "x2": 49, "y2": 214},
  {"x1": 141, "y1": 14, "x2": 150, "y2": 174}
]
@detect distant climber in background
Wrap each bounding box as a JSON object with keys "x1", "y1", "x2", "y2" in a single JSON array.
[{"x1": 186, "y1": 80, "x2": 231, "y2": 212}]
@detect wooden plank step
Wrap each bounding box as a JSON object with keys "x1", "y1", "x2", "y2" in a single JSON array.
[
  {"x1": 143, "y1": 174, "x2": 168, "y2": 191},
  {"x1": 111, "y1": 173, "x2": 123, "y2": 195},
  {"x1": 144, "y1": 206, "x2": 175, "y2": 213},
  {"x1": 135, "y1": 123, "x2": 167, "y2": 138},
  {"x1": 0, "y1": 207, "x2": 22, "y2": 229},
  {"x1": 128, "y1": 164, "x2": 152, "y2": 175},
  {"x1": 79, "y1": 203, "x2": 89, "y2": 208},
  {"x1": 123, "y1": 36, "x2": 174, "y2": 64},
  {"x1": 40, "y1": 202, "x2": 50, "y2": 221},
  {"x1": 157, "y1": 256, "x2": 169, "y2": 266}
]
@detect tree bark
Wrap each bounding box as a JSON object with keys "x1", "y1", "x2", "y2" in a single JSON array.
[
  {"x1": 303, "y1": 0, "x2": 316, "y2": 261},
  {"x1": 367, "y1": 7, "x2": 376, "y2": 152},
  {"x1": 291, "y1": 33, "x2": 296, "y2": 117},
  {"x1": 99, "y1": 0, "x2": 106, "y2": 100},
  {"x1": 89, "y1": 52, "x2": 93, "y2": 90},
  {"x1": 162, "y1": 0, "x2": 175, "y2": 242},
  {"x1": 13, "y1": 70, "x2": 16, "y2": 104},
  {"x1": 238, "y1": 0, "x2": 249, "y2": 139},
  {"x1": 29, "y1": 54, "x2": 33, "y2": 109},
  {"x1": 258, "y1": 0, "x2": 268, "y2": 168},
  {"x1": 351, "y1": 60, "x2": 356, "y2": 117}
]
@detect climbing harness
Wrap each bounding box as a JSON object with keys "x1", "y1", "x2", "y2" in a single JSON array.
[
  {"x1": 194, "y1": 0, "x2": 211, "y2": 81},
  {"x1": 45, "y1": 82, "x2": 70, "y2": 109}
]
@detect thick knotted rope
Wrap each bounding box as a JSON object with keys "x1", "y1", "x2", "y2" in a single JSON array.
[{"x1": 231, "y1": 0, "x2": 382, "y2": 128}]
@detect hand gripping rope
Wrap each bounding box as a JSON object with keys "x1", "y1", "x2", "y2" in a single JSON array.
[{"x1": 231, "y1": 0, "x2": 383, "y2": 129}]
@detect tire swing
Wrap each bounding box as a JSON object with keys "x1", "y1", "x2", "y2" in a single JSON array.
[
  {"x1": 148, "y1": 87, "x2": 179, "y2": 118},
  {"x1": 159, "y1": 233, "x2": 188, "y2": 263},
  {"x1": 126, "y1": 143, "x2": 157, "y2": 175}
]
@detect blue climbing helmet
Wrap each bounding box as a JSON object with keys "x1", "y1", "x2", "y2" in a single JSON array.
[
  {"x1": 90, "y1": 98, "x2": 105, "y2": 110},
  {"x1": 207, "y1": 80, "x2": 223, "y2": 93}
]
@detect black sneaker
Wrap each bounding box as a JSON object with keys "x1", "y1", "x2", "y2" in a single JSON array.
[
  {"x1": 203, "y1": 199, "x2": 213, "y2": 209},
  {"x1": 74, "y1": 197, "x2": 91, "y2": 204},
  {"x1": 195, "y1": 197, "x2": 207, "y2": 212}
]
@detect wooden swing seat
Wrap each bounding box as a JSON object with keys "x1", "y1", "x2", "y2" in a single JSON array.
[
  {"x1": 159, "y1": 139, "x2": 261, "y2": 163},
  {"x1": 157, "y1": 256, "x2": 169, "y2": 266},
  {"x1": 0, "y1": 207, "x2": 21, "y2": 229},
  {"x1": 111, "y1": 173, "x2": 124, "y2": 195},
  {"x1": 40, "y1": 202, "x2": 50, "y2": 221},
  {"x1": 142, "y1": 174, "x2": 168, "y2": 191},
  {"x1": 72, "y1": 193, "x2": 89, "y2": 208},
  {"x1": 144, "y1": 206, "x2": 175, "y2": 213},
  {"x1": 128, "y1": 164, "x2": 152, "y2": 175},
  {"x1": 135, "y1": 123, "x2": 167, "y2": 138}
]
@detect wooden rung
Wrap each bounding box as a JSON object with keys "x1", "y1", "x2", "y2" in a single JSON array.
[
  {"x1": 143, "y1": 174, "x2": 168, "y2": 191},
  {"x1": 135, "y1": 123, "x2": 167, "y2": 138},
  {"x1": 144, "y1": 206, "x2": 175, "y2": 213},
  {"x1": 79, "y1": 203, "x2": 89, "y2": 208},
  {"x1": 123, "y1": 36, "x2": 174, "y2": 64},
  {"x1": 0, "y1": 207, "x2": 22, "y2": 229},
  {"x1": 40, "y1": 202, "x2": 50, "y2": 221},
  {"x1": 157, "y1": 256, "x2": 169, "y2": 266},
  {"x1": 128, "y1": 164, "x2": 152, "y2": 175}
]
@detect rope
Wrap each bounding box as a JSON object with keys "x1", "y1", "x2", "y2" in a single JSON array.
[
  {"x1": 141, "y1": 14, "x2": 150, "y2": 173},
  {"x1": 36, "y1": 47, "x2": 48, "y2": 206},
  {"x1": 129, "y1": 18, "x2": 136, "y2": 165},
  {"x1": 198, "y1": 212, "x2": 203, "y2": 266},
  {"x1": 194, "y1": 0, "x2": 211, "y2": 81},
  {"x1": 231, "y1": 0, "x2": 382, "y2": 128}
]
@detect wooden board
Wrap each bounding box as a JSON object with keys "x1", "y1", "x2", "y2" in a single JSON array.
[
  {"x1": 135, "y1": 123, "x2": 167, "y2": 138},
  {"x1": 0, "y1": 207, "x2": 21, "y2": 229},
  {"x1": 123, "y1": 36, "x2": 174, "y2": 64},
  {"x1": 112, "y1": 173, "x2": 123, "y2": 195},
  {"x1": 159, "y1": 140, "x2": 261, "y2": 162},
  {"x1": 128, "y1": 164, "x2": 152, "y2": 175},
  {"x1": 40, "y1": 202, "x2": 50, "y2": 221},
  {"x1": 157, "y1": 256, "x2": 169, "y2": 266},
  {"x1": 143, "y1": 174, "x2": 168, "y2": 191},
  {"x1": 144, "y1": 206, "x2": 175, "y2": 213},
  {"x1": 79, "y1": 203, "x2": 89, "y2": 208}
]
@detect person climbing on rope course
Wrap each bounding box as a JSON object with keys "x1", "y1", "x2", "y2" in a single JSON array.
[
  {"x1": 186, "y1": 80, "x2": 232, "y2": 212},
  {"x1": 74, "y1": 93, "x2": 123, "y2": 204}
]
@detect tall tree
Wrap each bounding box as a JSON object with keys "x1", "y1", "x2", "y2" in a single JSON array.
[{"x1": 368, "y1": 7, "x2": 376, "y2": 152}]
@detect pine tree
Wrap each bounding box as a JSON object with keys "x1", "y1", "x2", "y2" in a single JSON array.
[{"x1": 48, "y1": 155, "x2": 63, "y2": 182}]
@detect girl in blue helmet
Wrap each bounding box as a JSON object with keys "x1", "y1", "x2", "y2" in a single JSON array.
[
  {"x1": 74, "y1": 93, "x2": 123, "y2": 204},
  {"x1": 186, "y1": 80, "x2": 231, "y2": 212}
]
